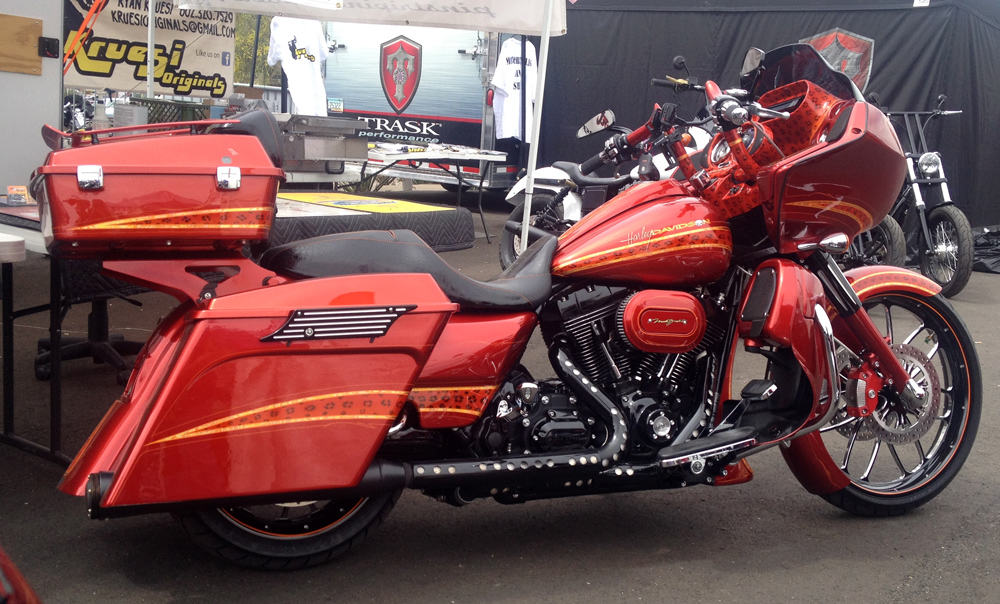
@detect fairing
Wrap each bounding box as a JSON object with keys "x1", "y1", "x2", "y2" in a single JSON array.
[
  {"x1": 761, "y1": 101, "x2": 906, "y2": 253},
  {"x1": 737, "y1": 259, "x2": 833, "y2": 430}
]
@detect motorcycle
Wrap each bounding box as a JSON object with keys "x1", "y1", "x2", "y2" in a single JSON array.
[
  {"x1": 33, "y1": 43, "x2": 979, "y2": 570},
  {"x1": 499, "y1": 61, "x2": 713, "y2": 270},
  {"x1": 883, "y1": 96, "x2": 974, "y2": 297}
]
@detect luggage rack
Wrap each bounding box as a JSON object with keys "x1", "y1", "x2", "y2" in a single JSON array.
[{"x1": 41, "y1": 119, "x2": 241, "y2": 150}]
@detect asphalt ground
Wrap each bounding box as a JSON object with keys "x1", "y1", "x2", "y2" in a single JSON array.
[{"x1": 1, "y1": 192, "x2": 998, "y2": 603}]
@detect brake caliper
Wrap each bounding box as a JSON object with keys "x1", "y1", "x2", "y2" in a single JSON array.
[{"x1": 844, "y1": 353, "x2": 885, "y2": 418}]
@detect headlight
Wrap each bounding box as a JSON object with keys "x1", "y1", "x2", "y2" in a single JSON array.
[{"x1": 917, "y1": 152, "x2": 942, "y2": 176}]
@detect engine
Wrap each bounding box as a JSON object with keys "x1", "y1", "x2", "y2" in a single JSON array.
[
  {"x1": 541, "y1": 285, "x2": 725, "y2": 454},
  {"x1": 469, "y1": 285, "x2": 726, "y2": 461}
]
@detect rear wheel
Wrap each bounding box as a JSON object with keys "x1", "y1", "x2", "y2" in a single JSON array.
[
  {"x1": 499, "y1": 193, "x2": 565, "y2": 270},
  {"x1": 178, "y1": 490, "x2": 401, "y2": 570},
  {"x1": 818, "y1": 293, "x2": 980, "y2": 516},
  {"x1": 919, "y1": 205, "x2": 973, "y2": 297}
]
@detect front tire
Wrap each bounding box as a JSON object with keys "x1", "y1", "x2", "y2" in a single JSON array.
[
  {"x1": 499, "y1": 193, "x2": 564, "y2": 270},
  {"x1": 178, "y1": 490, "x2": 401, "y2": 570},
  {"x1": 919, "y1": 205, "x2": 973, "y2": 297},
  {"x1": 818, "y1": 292, "x2": 980, "y2": 516},
  {"x1": 842, "y1": 215, "x2": 906, "y2": 269}
]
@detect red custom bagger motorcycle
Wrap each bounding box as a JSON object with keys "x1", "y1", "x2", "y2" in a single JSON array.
[{"x1": 33, "y1": 45, "x2": 979, "y2": 569}]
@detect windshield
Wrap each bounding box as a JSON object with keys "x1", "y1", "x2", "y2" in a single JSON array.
[{"x1": 742, "y1": 44, "x2": 863, "y2": 102}]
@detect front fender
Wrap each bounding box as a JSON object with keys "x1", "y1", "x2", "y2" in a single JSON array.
[
  {"x1": 842, "y1": 265, "x2": 941, "y2": 300},
  {"x1": 780, "y1": 265, "x2": 940, "y2": 495}
]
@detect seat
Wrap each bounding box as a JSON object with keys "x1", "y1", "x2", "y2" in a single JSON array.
[{"x1": 259, "y1": 230, "x2": 557, "y2": 311}]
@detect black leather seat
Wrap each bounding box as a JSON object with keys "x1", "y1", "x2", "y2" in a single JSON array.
[
  {"x1": 212, "y1": 109, "x2": 284, "y2": 168},
  {"x1": 259, "y1": 230, "x2": 557, "y2": 311}
]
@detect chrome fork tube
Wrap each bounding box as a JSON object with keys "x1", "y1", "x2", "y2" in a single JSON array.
[{"x1": 805, "y1": 252, "x2": 922, "y2": 398}]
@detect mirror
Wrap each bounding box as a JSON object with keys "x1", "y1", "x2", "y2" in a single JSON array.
[
  {"x1": 672, "y1": 55, "x2": 688, "y2": 73},
  {"x1": 577, "y1": 110, "x2": 616, "y2": 138},
  {"x1": 741, "y1": 47, "x2": 765, "y2": 77}
]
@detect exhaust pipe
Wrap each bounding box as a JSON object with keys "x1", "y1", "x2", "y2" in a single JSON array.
[{"x1": 405, "y1": 346, "x2": 628, "y2": 489}]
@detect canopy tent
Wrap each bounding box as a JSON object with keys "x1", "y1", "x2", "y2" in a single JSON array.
[
  {"x1": 179, "y1": 0, "x2": 566, "y2": 36},
  {"x1": 181, "y1": 0, "x2": 567, "y2": 248}
]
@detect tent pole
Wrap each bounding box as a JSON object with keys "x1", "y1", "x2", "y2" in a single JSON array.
[
  {"x1": 146, "y1": 0, "x2": 155, "y2": 96},
  {"x1": 519, "y1": 0, "x2": 554, "y2": 253},
  {"x1": 249, "y1": 15, "x2": 262, "y2": 88}
]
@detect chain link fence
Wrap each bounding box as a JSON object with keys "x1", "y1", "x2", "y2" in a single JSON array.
[{"x1": 129, "y1": 98, "x2": 209, "y2": 123}]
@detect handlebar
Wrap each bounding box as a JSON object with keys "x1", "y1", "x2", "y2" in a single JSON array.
[
  {"x1": 651, "y1": 75, "x2": 705, "y2": 92},
  {"x1": 579, "y1": 153, "x2": 606, "y2": 175}
]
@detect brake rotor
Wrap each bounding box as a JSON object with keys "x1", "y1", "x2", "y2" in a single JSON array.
[
  {"x1": 869, "y1": 343, "x2": 940, "y2": 444},
  {"x1": 835, "y1": 343, "x2": 940, "y2": 444}
]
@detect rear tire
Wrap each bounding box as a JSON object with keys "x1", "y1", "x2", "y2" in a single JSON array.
[
  {"x1": 499, "y1": 193, "x2": 563, "y2": 270},
  {"x1": 818, "y1": 293, "x2": 980, "y2": 516},
  {"x1": 919, "y1": 205, "x2": 973, "y2": 297},
  {"x1": 178, "y1": 490, "x2": 401, "y2": 570}
]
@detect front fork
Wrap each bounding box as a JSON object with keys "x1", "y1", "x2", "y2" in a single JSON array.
[{"x1": 806, "y1": 252, "x2": 924, "y2": 401}]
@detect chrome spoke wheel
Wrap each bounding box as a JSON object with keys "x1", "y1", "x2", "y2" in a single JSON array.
[{"x1": 818, "y1": 292, "x2": 979, "y2": 514}]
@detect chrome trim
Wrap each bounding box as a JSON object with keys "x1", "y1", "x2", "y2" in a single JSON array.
[
  {"x1": 216, "y1": 166, "x2": 241, "y2": 190},
  {"x1": 793, "y1": 304, "x2": 842, "y2": 438},
  {"x1": 797, "y1": 233, "x2": 849, "y2": 254},
  {"x1": 906, "y1": 157, "x2": 926, "y2": 208},
  {"x1": 263, "y1": 305, "x2": 415, "y2": 342},
  {"x1": 77, "y1": 165, "x2": 104, "y2": 190},
  {"x1": 659, "y1": 437, "x2": 757, "y2": 468}
]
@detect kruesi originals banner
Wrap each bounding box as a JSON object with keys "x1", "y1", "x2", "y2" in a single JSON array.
[{"x1": 64, "y1": 0, "x2": 235, "y2": 98}]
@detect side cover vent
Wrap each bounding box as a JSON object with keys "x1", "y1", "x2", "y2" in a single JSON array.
[{"x1": 263, "y1": 305, "x2": 415, "y2": 343}]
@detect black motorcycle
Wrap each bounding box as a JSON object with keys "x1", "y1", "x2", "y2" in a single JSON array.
[{"x1": 883, "y1": 95, "x2": 974, "y2": 297}]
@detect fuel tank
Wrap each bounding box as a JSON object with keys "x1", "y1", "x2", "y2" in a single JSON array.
[{"x1": 552, "y1": 180, "x2": 732, "y2": 287}]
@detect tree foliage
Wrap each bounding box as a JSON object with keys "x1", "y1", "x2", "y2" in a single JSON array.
[{"x1": 234, "y1": 14, "x2": 282, "y2": 87}]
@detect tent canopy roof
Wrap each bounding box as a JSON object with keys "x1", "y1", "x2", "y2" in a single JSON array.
[{"x1": 178, "y1": 0, "x2": 567, "y2": 35}]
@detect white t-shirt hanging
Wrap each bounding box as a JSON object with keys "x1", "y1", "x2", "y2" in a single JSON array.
[
  {"x1": 268, "y1": 17, "x2": 330, "y2": 116},
  {"x1": 491, "y1": 36, "x2": 537, "y2": 143}
]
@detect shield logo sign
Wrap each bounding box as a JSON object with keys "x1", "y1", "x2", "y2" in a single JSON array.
[
  {"x1": 380, "y1": 36, "x2": 422, "y2": 114},
  {"x1": 800, "y1": 28, "x2": 875, "y2": 92}
]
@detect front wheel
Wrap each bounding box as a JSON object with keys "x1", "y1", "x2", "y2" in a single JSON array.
[
  {"x1": 177, "y1": 490, "x2": 401, "y2": 569},
  {"x1": 499, "y1": 193, "x2": 567, "y2": 270},
  {"x1": 842, "y1": 215, "x2": 906, "y2": 269},
  {"x1": 818, "y1": 292, "x2": 980, "y2": 516},
  {"x1": 919, "y1": 205, "x2": 974, "y2": 297}
]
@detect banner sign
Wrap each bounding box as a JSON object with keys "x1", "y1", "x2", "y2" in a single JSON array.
[
  {"x1": 345, "y1": 110, "x2": 480, "y2": 147},
  {"x1": 178, "y1": 0, "x2": 567, "y2": 36},
  {"x1": 64, "y1": 0, "x2": 236, "y2": 98}
]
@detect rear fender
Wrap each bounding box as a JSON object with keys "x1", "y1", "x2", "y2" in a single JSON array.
[
  {"x1": 60, "y1": 272, "x2": 457, "y2": 510},
  {"x1": 780, "y1": 265, "x2": 940, "y2": 494},
  {"x1": 505, "y1": 167, "x2": 583, "y2": 221},
  {"x1": 505, "y1": 166, "x2": 571, "y2": 201}
]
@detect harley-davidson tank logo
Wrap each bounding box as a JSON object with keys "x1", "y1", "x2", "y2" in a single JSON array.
[
  {"x1": 800, "y1": 28, "x2": 875, "y2": 92},
  {"x1": 380, "y1": 35, "x2": 422, "y2": 114}
]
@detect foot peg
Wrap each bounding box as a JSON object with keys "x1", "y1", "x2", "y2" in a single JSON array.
[{"x1": 658, "y1": 426, "x2": 756, "y2": 468}]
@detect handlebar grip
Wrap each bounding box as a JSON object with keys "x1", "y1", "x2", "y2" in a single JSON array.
[
  {"x1": 651, "y1": 78, "x2": 674, "y2": 88},
  {"x1": 579, "y1": 153, "x2": 605, "y2": 175}
]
